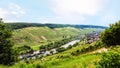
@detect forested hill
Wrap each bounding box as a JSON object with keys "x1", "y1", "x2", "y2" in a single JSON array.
[{"x1": 6, "y1": 22, "x2": 107, "y2": 30}]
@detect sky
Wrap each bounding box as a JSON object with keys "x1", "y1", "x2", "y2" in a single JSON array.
[{"x1": 0, "y1": 0, "x2": 120, "y2": 26}]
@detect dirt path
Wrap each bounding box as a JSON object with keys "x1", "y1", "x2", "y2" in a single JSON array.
[{"x1": 90, "y1": 47, "x2": 108, "y2": 54}]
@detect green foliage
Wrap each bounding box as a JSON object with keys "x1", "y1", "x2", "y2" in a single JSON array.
[
  {"x1": 67, "y1": 45, "x2": 72, "y2": 49},
  {"x1": 17, "y1": 45, "x2": 33, "y2": 54},
  {"x1": 50, "y1": 50, "x2": 54, "y2": 55},
  {"x1": 101, "y1": 21, "x2": 120, "y2": 46},
  {"x1": 71, "y1": 40, "x2": 104, "y2": 56},
  {"x1": 0, "y1": 19, "x2": 17, "y2": 65},
  {"x1": 96, "y1": 46, "x2": 120, "y2": 68},
  {"x1": 39, "y1": 37, "x2": 74, "y2": 51},
  {"x1": 56, "y1": 47, "x2": 66, "y2": 53}
]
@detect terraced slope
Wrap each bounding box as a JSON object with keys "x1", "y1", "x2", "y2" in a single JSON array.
[{"x1": 13, "y1": 27, "x2": 102, "y2": 50}]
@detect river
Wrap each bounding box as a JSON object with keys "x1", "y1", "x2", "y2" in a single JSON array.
[{"x1": 19, "y1": 40, "x2": 80, "y2": 60}]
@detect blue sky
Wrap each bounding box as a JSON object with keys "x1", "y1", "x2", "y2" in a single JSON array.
[{"x1": 0, "y1": 0, "x2": 120, "y2": 26}]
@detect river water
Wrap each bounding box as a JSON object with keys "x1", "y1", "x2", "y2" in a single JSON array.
[{"x1": 20, "y1": 40, "x2": 80, "y2": 60}]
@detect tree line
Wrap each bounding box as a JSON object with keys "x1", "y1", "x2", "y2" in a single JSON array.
[{"x1": 6, "y1": 22, "x2": 107, "y2": 30}]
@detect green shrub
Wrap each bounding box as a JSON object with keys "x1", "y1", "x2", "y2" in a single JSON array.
[
  {"x1": 56, "y1": 47, "x2": 66, "y2": 53},
  {"x1": 67, "y1": 45, "x2": 72, "y2": 49},
  {"x1": 101, "y1": 21, "x2": 120, "y2": 46},
  {"x1": 95, "y1": 48, "x2": 120, "y2": 68}
]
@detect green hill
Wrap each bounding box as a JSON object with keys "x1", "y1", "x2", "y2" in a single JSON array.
[{"x1": 13, "y1": 26, "x2": 102, "y2": 50}]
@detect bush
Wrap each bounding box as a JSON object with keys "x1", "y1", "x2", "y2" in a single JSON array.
[
  {"x1": 101, "y1": 21, "x2": 120, "y2": 46},
  {"x1": 95, "y1": 46, "x2": 120, "y2": 68},
  {"x1": 67, "y1": 45, "x2": 72, "y2": 49},
  {"x1": 56, "y1": 47, "x2": 66, "y2": 53},
  {"x1": 35, "y1": 63, "x2": 44, "y2": 68}
]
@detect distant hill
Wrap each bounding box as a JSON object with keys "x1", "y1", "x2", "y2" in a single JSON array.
[
  {"x1": 6, "y1": 22, "x2": 106, "y2": 50},
  {"x1": 13, "y1": 26, "x2": 103, "y2": 50},
  {"x1": 13, "y1": 27, "x2": 81, "y2": 47},
  {"x1": 6, "y1": 22, "x2": 107, "y2": 30}
]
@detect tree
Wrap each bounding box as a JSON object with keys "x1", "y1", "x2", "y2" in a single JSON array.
[
  {"x1": 67, "y1": 45, "x2": 72, "y2": 49},
  {"x1": 56, "y1": 47, "x2": 66, "y2": 52},
  {"x1": 95, "y1": 46, "x2": 120, "y2": 68},
  {"x1": 50, "y1": 50, "x2": 54, "y2": 55},
  {"x1": 0, "y1": 18, "x2": 17, "y2": 65},
  {"x1": 101, "y1": 21, "x2": 120, "y2": 46}
]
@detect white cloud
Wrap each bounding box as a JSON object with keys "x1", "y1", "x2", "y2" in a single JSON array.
[
  {"x1": 5, "y1": 19, "x2": 19, "y2": 22},
  {"x1": 40, "y1": 21, "x2": 49, "y2": 24},
  {"x1": 51, "y1": 0, "x2": 105, "y2": 22},
  {"x1": 0, "y1": 8, "x2": 8, "y2": 18},
  {"x1": 0, "y1": 3, "x2": 26, "y2": 22},
  {"x1": 9, "y1": 3, "x2": 26, "y2": 15},
  {"x1": 102, "y1": 14, "x2": 119, "y2": 24}
]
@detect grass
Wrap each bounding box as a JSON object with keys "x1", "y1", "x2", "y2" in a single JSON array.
[{"x1": 48, "y1": 54, "x2": 101, "y2": 68}]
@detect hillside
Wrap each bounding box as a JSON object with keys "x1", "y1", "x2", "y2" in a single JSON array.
[
  {"x1": 13, "y1": 27, "x2": 79, "y2": 47},
  {"x1": 13, "y1": 26, "x2": 102, "y2": 50}
]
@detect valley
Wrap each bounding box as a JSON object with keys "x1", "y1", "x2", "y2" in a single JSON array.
[
  {"x1": 0, "y1": 0, "x2": 119, "y2": 68},
  {"x1": 0, "y1": 22, "x2": 120, "y2": 68},
  {"x1": 12, "y1": 25, "x2": 103, "y2": 55}
]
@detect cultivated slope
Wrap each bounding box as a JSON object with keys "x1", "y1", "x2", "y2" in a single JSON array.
[{"x1": 13, "y1": 26, "x2": 102, "y2": 50}]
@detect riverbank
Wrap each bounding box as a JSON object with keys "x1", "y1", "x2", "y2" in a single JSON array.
[{"x1": 20, "y1": 40, "x2": 80, "y2": 60}]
